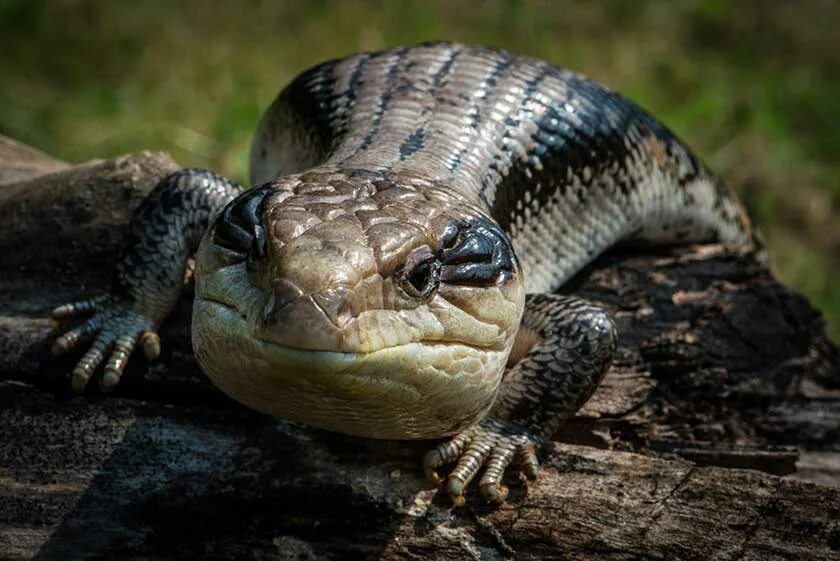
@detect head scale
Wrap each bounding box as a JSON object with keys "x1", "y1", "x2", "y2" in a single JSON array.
[{"x1": 192, "y1": 167, "x2": 525, "y2": 439}]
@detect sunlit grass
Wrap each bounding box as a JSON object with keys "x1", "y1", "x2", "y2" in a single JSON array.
[{"x1": 0, "y1": 0, "x2": 837, "y2": 340}]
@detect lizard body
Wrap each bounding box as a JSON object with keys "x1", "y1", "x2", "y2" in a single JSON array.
[{"x1": 51, "y1": 42, "x2": 756, "y2": 505}]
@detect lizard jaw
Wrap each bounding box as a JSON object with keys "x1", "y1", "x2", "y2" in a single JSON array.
[{"x1": 192, "y1": 297, "x2": 507, "y2": 439}]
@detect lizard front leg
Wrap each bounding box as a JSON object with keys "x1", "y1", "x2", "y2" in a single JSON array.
[
  {"x1": 424, "y1": 293, "x2": 617, "y2": 505},
  {"x1": 51, "y1": 169, "x2": 242, "y2": 392}
]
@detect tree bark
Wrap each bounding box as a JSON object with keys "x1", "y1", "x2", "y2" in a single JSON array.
[{"x1": 0, "y1": 134, "x2": 838, "y2": 561}]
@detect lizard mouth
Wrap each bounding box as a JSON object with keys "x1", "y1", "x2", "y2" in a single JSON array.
[{"x1": 192, "y1": 296, "x2": 506, "y2": 439}]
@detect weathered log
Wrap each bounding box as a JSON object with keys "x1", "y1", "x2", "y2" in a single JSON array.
[{"x1": 0, "y1": 135, "x2": 838, "y2": 560}]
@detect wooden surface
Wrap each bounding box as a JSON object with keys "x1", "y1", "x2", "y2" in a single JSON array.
[{"x1": 1, "y1": 134, "x2": 838, "y2": 560}]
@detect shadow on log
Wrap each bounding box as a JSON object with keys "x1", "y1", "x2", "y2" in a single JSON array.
[{"x1": 0, "y1": 134, "x2": 838, "y2": 560}]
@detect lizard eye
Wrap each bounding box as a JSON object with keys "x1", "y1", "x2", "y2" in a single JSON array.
[
  {"x1": 214, "y1": 185, "x2": 272, "y2": 254},
  {"x1": 399, "y1": 246, "x2": 441, "y2": 300}
]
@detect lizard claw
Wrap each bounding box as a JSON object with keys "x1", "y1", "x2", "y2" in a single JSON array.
[
  {"x1": 423, "y1": 418, "x2": 540, "y2": 506},
  {"x1": 51, "y1": 294, "x2": 158, "y2": 392},
  {"x1": 140, "y1": 331, "x2": 161, "y2": 361}
]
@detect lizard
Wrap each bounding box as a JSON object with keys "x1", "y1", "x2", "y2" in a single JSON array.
[{"x1": 49, "y1": 42, "x2": 758, "y2": 506}]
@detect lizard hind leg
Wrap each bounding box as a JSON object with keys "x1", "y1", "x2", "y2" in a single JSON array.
[{"x1": 425, "y1": 293, "x2": 617, "y2": 506}]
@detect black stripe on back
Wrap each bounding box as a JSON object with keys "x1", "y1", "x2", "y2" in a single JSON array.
[
  {"x1": 488, "y1": 70, "x2": 702, "y2": 234},
  {"x1": 446, "y1": 54, "x2": 514, "y2": 173},
  {"x1": 343, "y1": 53, "x2": 371, "y2": 109},
  {"x1": 354, "y1": 47, "x2": 410, "y2": 154},
  {"x1": 431, "y1": 43, "x2": 461, "y2": 87},
  {"x1": 399, "y1": 128, "x2": 426, "y2": 160},
  {"x1": 477, "y1": 65, "x2": 552, "y2": 208},
  {"x1": 280, "y1": 59, "x2": 342, "y2": 157}
]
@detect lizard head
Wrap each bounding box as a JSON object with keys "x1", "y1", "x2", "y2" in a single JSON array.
[{"x1": 192, "y1": 168, "x2": 525, "y2": 439}]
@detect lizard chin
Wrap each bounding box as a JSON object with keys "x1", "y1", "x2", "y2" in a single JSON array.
[{"x1": 191, "y1": 297, "x2": 507, "y2": 439}]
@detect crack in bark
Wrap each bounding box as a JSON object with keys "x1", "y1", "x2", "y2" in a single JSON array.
[
  {"x1": 639, "y1": 464, "x2": 696, "y2": 543},
  {"x1": 468, "y1": 505, "x2": 516, "y2": 559},
  {"x1": 729, "y1": 479, "x2": 784, "y2": 561}
]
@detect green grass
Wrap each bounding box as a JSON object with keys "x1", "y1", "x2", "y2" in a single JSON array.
[{"x1": 1, "y1": 0, "x2": 837, "y2": 340}]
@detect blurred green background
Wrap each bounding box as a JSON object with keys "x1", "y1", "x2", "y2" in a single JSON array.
[{"x1": 1, "y1": 0, "x2": 837, "y2": 340}]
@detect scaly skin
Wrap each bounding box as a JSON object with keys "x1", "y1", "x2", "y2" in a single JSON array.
[{"x1": 51, "y1": 42, "x2": 756, "y2": 506}]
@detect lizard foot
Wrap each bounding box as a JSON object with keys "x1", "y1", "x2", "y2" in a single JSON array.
[
  {"x1": 423, "y1": 418, "x2": 539, "y2": 506},
  {"x1": 51, "y1": 295, "x2": 159, "y2": 393}
]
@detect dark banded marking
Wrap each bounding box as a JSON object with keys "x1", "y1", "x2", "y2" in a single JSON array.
[
  {"x1": 399, "y1": 128, "x2": 426, "y2": 160},
  {"x1": 278, "y1": 60, "x2": 344, "y2": 160},
  {"x1": 487, "y1": 69, "x2": 706, "y2": 234},
  {"x1": 323, "y1": 52, "x2": 373, "y2": 143},
  {"x1": 353, "y1": 48, "x2": 410, "y2": 155},
  {"x1": 264, "y1": 41, "x2": 751, "y2": 275},
  {"x1": 342, "y1": 52, "x2": 372, "y2": 107},
  {"x1": 446, "y1": 54, "x2": 514, "y2": 173},
  {"x1": 430, "y1": 43, "x2": 462, "y2": 87},
  {"x1": 477, "y1": 65, "x2": 553, "y2": 208}
]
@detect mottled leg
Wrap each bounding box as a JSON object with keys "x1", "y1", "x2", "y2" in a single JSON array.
[
  {"x1": 427, "y1": 293, "x2": 617, "y2": 505},
  {"x1": 51, "y1": 169, "x2": 242, "y2": 392}
]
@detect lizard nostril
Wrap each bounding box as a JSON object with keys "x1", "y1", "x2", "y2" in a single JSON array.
[
  {"x1": 214, "y1": 185, "x2": 273, "y2": 255},
  {"x1": 262, "y1": 279, "x2": 304, "y2": 324}
]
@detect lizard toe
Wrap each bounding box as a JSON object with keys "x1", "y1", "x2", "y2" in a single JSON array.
[
  {"x1": 423, "y1": 430, "x2": 473, "y2": 484},
  {"x1": 425, "y1": 418, "x2": 542, "y2": 506},
  {"x1": 51, "y1": 295, "x2": 109, "y2": 320},
  {"x1": 54, "y1": 295, "x2": 156, "y2": 393},
  {"x1": 100, "y1": 333, "x2": 142, "y2": 392},
  {"x1": 515, "y1": 438, "x2": 540, "y2": 483},
  {"x1": 478, "y1": 437, "x2": 519, "y2": 503},
  {"x1": 52, "y1": 316, "x2": 103, "y2": 355},
  {"x1": 71, "y1": 335, "x2": 112, "y2": 393},
  {"x1": 446, "y1": 436, "x2": 494, "y2": 507}
]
